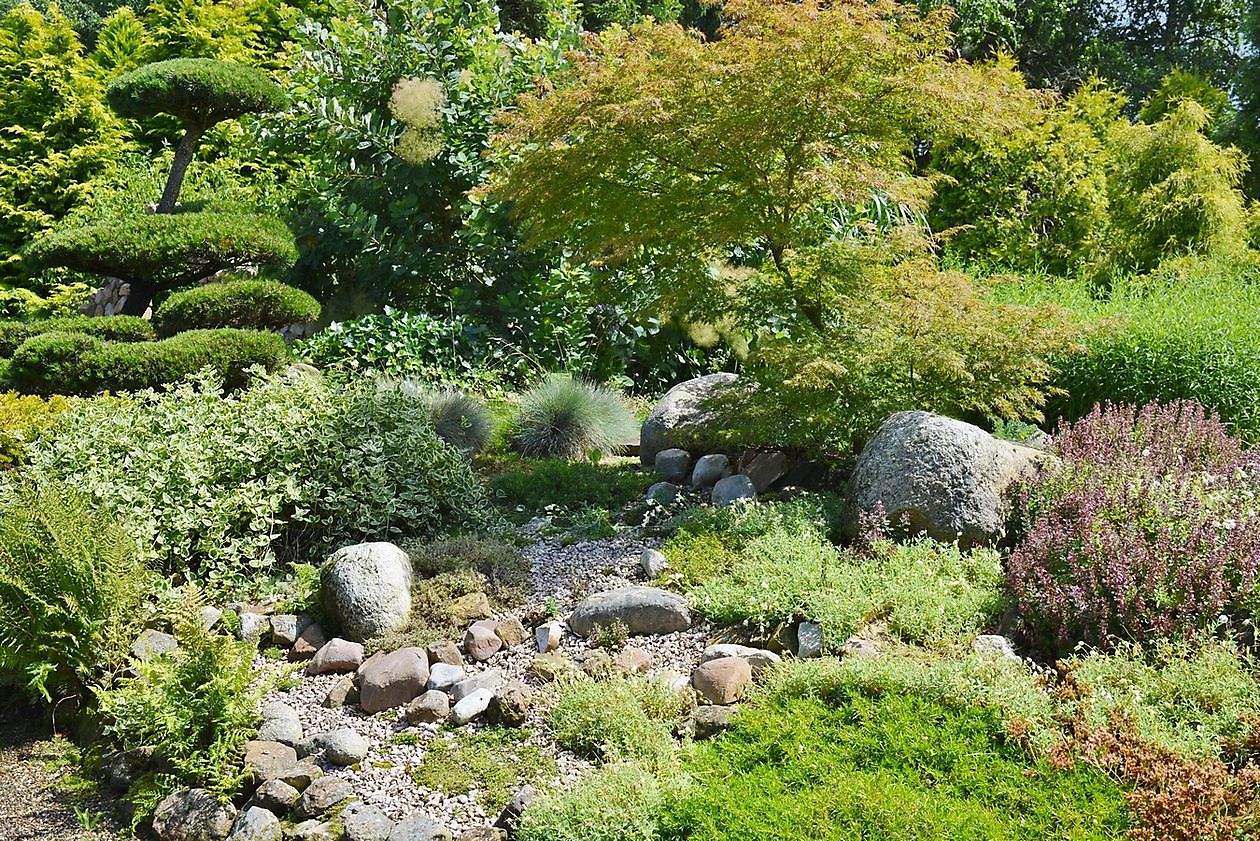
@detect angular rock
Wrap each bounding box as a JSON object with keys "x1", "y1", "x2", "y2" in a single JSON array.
[
  {"x1": 451, "y1": 669, "x2": 504, "y2": 702},
  {"x1": 841, "y1": 635, "x2": 879, "y2": 658},
  {"x1": 290, "y1": 820, "x2": 339, "y2": 841},
  {"x1": 568, "y1": 586, "x2": 691, "y2": 637},
  {"x1": 640, "y1": 548, "x2": 668, "y2": 579},
  {"x1": 654, "y1": 448, "x2": 692, "y2": 484},
  {"x1": 740, "y1": 451, "x2": 790, "y2": 493},
  {"x1": 322, "y1": 541, "x2": 414, "y2": 642},
  {"x1": 577, "y1": 649, "x2": 612, "y2": 680},
  {"x1": 692, "y1": 656, "x2": 752, "y2": 705},
  {"x1": 493, "y1": 617, "x2": 528, "y2": 648},
  {"x1": 427, "y1": 662, "x2": 465, "y2": 692},
  {"x1": 132, "y1": 628, "x2": 178, "y2": 661},
  {"x1": 463, "y1": 620, "x2": 503, "y2": 662},
  {"x1": 640, "y1": 373, "x2": 739, "y2": 466},
  {"x1": 689, "y1": 454, "x2": 733, "y2": 489},
  {"x1": 612, "y1": 646, "x2": 651, "y2": 675},
  {"x1": 488, "y1": 681, "x2": 533, "y2": 727},
  {"x1": 289, "y1": 623, "x2": 328, "y2": 661},
  {"x1": 276, "y1": 763, "x2": 322, "y2": 791},
  {"x1": 358, "y1": 647, "x2": 430, "y2": 714},
  {"x1": 493, "y1": 787, "x2": 536, "y2": 833},
  {"x1": 344, "y1": 801, "x2": 394, "y2": 841},
  {"x1": 711, "y1": 474, "x2": 756, "y2": 506},
  {"x1": 688, "y1": 705, "x2": 735, "y2": 740},
  {"x1": 228, "y1": 806, "x2": 280, "y2": 841},
  {"x1": 257, "y1": 701, "x2": 302, "y2": 746},
  {"x1": 322, "y1": 675, "x2": 359, "y2": 708},
  {"x1": 845, "y1": 410, "x2": 1052, "y2": 547},
  {"x1": 534, "y1": 621, "x2": 562, "y2": 654},
  {"x1": 269, "y1": 614, "x2": 307, "y2": 647},
  {"x1": 242, "y1": 741, "x2": 297, "y2": 783},
  {"x1": 199, "y1": 606, "x2": 223, "y2": 631},
  {"x1": 700, "y1": 644, "x2": 780, "y2": 674},
  {"x1": 451, "y1": 688, "x2": 493, "y2": 725},
  {"x1": 296, "y1": 775, "x2": 354, "y2": 820},
  {"x1": 644, "y1": 482, "x2": 680, "y2": 505},
  {"x1": 796, "y1": 621, "x2": 823, "y2": 659},
  {"x1": 151, "y1": 788, "x2": 237, "y2": 841},
  {"x1": 449, "y1": 592, "x2": 492, "y2": 624},
  {"x1": 250, "y1": 779, "x2": 299, "y2": 814},
  {"x1": 306, "y1": 638, "x2": 363, "y2": 675},
  {"x1": 405, "y1": 690, "x2": 450, "y2": 724},
  {"x1": 321, "y1": 728, "x2": 370, "y2": 766},
  {"x1": 426, "y1": 640, "x2": 464, "y2": 666},
  {"x1": 388, "y1": 815, "x2": 452, "y2": 841},
  {"x1": 236, "y1": 612, "x2": 268, "y2": 644},
  {"x1": 528, "y1": 653, "x2": 574, "y2": 682}
]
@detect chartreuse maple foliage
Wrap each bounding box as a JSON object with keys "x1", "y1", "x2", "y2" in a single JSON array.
[{"x1": 489, "y1": 0, "x2": 1076, "y2": 453}]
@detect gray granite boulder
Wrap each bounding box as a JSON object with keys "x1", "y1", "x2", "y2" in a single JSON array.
[
  {"x1": 640, "y1": 373, "x2": 739, "y2": 466},
  {"x1": 152, "y1": 788, "x2": 237, "y2": 841},
  {"x1": 322, "y1": 542, "x2": 414, "y2": 642},
  {"x1": 568, "y1": 586, "x2": 691, "y2": 637}
]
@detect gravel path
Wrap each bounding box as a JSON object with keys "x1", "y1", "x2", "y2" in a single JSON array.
[
  {"x1": 0, "y1": 714, "x2": 126, "y2": 841},
  {"x1": 257, "y1": 531, "x2": 709, "y2": 835}
]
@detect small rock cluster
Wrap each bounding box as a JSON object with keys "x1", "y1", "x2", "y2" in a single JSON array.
[{"x1": 648, "y1": 448, "x2": 794, "y2": 508}]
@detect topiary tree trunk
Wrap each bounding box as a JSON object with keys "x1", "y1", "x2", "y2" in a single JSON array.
[{"x1": 156, "y1": 125, "x2": 206, "y2": 214}]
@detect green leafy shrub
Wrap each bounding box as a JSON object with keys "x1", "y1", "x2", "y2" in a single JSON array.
[
  {"x1": 0, "y1": 315, "x2": 154, "y2": 356},
  {"x1": 658, "y1": 693, "x2": 1128, "y2": 840},
  {"x1": 517, "y1": 761, "x2": 668, "y2": 841},
  {"x1": 97, "y1": 611, "x2": 261, "y2": 822},
  {"x1": 686, "y1": 531, "x2": 1004, "y2": 648},
  {"x1": 23, "y1": 372, "x2": 495, "y2": 583},
  {"x1": 510, "y1": 374, "x2": 638, "y2": 460},
  {"x1": 0, "y1": 391, "x2": 72, "y2": 466},
  {"x1": 548, "y1": 675, "x2": 691, "y2": 768},
  {"x1": 6, "y1": 328, "x2": 292, "y2": 395},
  {"x1": 152, "y1": 280, "x2": 320, "y2": 337},
  {"x1": 298, "y1": 309, "x2": 504, "y2": 393},
  {"x1": 1002, "y1": 265, "x2": 1260, "y2": 442},
  {"x1": 0, "y1": 482, "x2": 151, "y2": 703},
  {"x1": 489, "y1": 459, "x2": 654, "y2": 516},
  {"x1": 409, "y1": 727, "x2": 558, "y2": 810}
]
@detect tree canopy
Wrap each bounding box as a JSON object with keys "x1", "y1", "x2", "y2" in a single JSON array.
[{"x1": 106, "y1": 58, "x2": 285, "y2": 128}]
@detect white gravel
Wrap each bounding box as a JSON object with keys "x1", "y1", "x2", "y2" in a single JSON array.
[{"x1": 254, "y1": 529, "x2": 710, "y2": 835}]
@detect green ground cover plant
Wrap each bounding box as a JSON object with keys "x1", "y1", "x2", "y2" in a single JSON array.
[
  {"x1": 0, "y1": 315, "x2": 154, "y2": 357},
  {"x1": 409, "y1": 726, "x2": 557, "y2": 810},
  {"x1": 489, "y1": 459, "x2": 654, "y2": 519},
  {"x1": 658, "y1": 693, "x2": 1129, "y2": 840},
  {"x1": 516, "y1": 761, "x2": 666, "y2": 841},
  {"x1": 22, "y1": 371, "x2": 494, "y2": 584},
  {"x1": 548, "y1": 675, "x2": 692, "y2": 768}
]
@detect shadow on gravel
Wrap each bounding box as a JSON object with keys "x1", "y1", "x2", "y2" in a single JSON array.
[{"x1": 0, "y1": 695, "x2": 128, "y2": 841}]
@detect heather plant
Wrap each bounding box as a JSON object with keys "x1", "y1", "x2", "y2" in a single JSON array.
[
  {"x1": 1007, "y1": 401, "x2": 1260, "y2": 655},
  {"x1": 548, "y1": 675, "x2": 691, "y2": 769}
]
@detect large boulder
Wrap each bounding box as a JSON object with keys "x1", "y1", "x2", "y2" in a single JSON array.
[
  {"x1": 845, "y1": 411, "x2": 1052, "y2": 548},
  {"x1": 152, "y1": 788, "x2": 237, "y2": 841},
  {"x1": 568, "y1": 586, "x2": 691, "y2": 637},
  {"x1": 322, "y1": 542, "x2": 414, "y2": 642},
  {"x1": 640, "y1": 373, "x2": 738, "y2": 466}
]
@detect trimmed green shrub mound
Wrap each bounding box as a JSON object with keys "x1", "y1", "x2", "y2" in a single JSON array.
[
  {"x1": 22, "y1": 211, "x2": 298, "y2": 290},
  {"x1": 0, "y1": 315, "x2": 154, "y2": 357},
  {"x1": 23, "y1": 372, "x2": 496, "y2": 581},
  {"x1": 7, "y1": 328, "x2": 292, "y2": 395},
  {"x1": 152, "y1": 280, "x2": 320, "y2": 337},
  {"x1": 489, "y1": 459, "x2": 654, "y2": 518},
  {"x1": 106, "y1": 59, "x2": 285, "y2": 127},
  {"x1": 658, "y1": 694, "x2": 1128, "y2": 840}
]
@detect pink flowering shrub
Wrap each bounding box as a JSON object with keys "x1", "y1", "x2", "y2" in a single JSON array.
[{"x1": 1007, "y1": 401, "x2": 1260, "y2": 655}]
